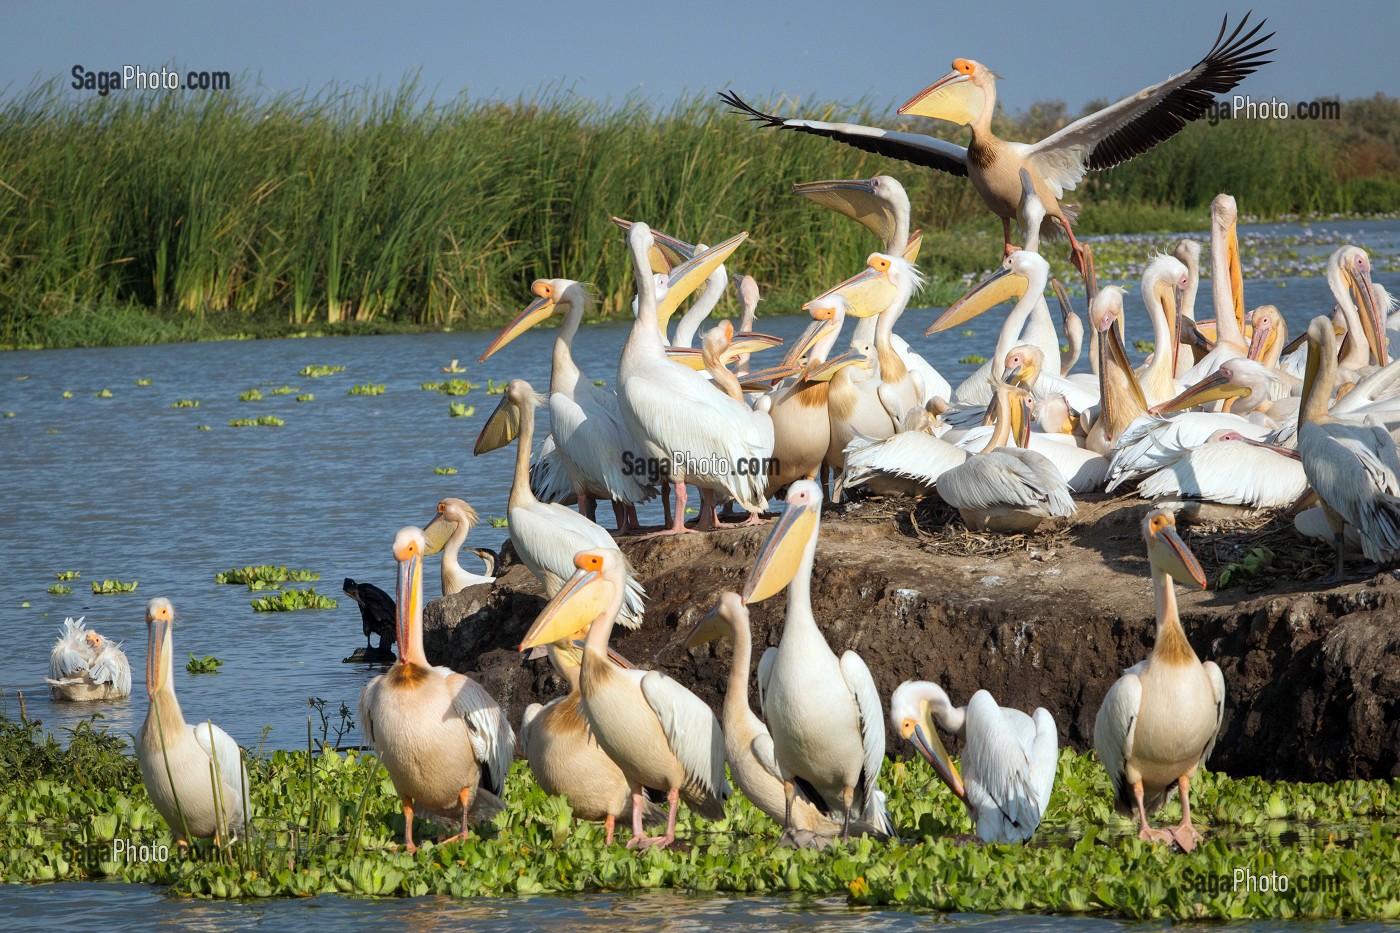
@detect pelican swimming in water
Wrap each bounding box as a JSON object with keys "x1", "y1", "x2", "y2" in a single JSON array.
[
  {"x1": 890, "y1": 680, "x2": 1058, "y2": 843},
  {"x1": 724, "y1": 14, "x2": 1272, "y2": 274},
  {"x1": 359, "y1": 527, "x2": 515, "y2": 851},
  {"x1": 423, "y1": 498, "x2": 497, "y2": 595},
  {"x1": 519, "y1": 548, "x2": 730, "y2": 851},
  {"x1": 136, "y1": 598, "x2": 250, "y2": 846},
  {"x1": 1094, "y1": 509, "x2": 1223, "y2": 852},
  {"x1": 46, "y1": 616, "x2": 131, "y2": 701},
  {"x1": 743, "y1": 480, "x2": 892, "y2": 838}
]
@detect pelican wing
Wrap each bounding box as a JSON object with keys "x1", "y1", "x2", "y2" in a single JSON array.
[
  {"x1": 756, "y1": 646, "x2": 778, "y2": 718},
  {"x1": 1301, "y1": 421, "x2": 1400, "y2": 562},
  {"x1": 551, "y1": 384, "x2": 655, "y2": 504},
  {"x1": 191, "y1": 719, "x2": 251, "y2": 830},
  {"x1": 721, "y1": 91, "x2": 969, "y2": 177},
  {"x1": 88, "y1": 642, "x2": 132, "y2": 696},
  {"x1": 520, "y1": 702, "x2": 544, "y2": 751},
  {"x1": 1200, "y1": 661, "x2": 1226, "y2": 766},
  {"x1": 1029, "y1": 708, "x2": 1059, "y2": 816},
  {"x1": 529, "y1": 434, "x2": 576, "y2": 505},
  {"x1": 838, "y1": 651, "x2": 890, "y2": 831},
  {"x1": 49, "y1": 617, "x2": 92, "y2": 680},
  {"x1": 842, "y1": 430, "x2": 967, "y2": 492},
  {"x1": 1092, "y1": 672, "x2": 1143, "y2": 813},
  {"x1": 939, "y1": 449, "x2": 1076, "y2": 517},
  {"x1": 962, "y1": 694, "x2": 1048, "y2": 843},
  {"x1": 509, "y1": 502, "x2": 646, "y2": 627},
  {"x1": 750, "y1": 731, "x2": 783, "y2": 783},
  {"x1": 447, "y1": 673, "x2": 516, "y2": 797},
  {"x1": 640, "y1": 670, "x2": 729, "y2": 803},
  {"x1": 1136, "y1": 440, "x2": 1307, "y2": 509},
  {"x1": 1028, "y1": 14, "x2": 1274, "y2": 192}
]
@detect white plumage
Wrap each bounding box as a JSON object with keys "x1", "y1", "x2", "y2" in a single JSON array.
[{"x1": 46, "y1": 616, "x2": 131, "y2": 701}]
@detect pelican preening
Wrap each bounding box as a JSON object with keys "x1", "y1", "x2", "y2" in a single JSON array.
[
  {"x1": 359, "y1": 527, "x2": 515, "y2": 852},
  {"x1": 137, "y1": 598, "x2": 250, "y2": 846},
  {"x1": 46, "y1": 616, "x2": 131, "y2": 701}
]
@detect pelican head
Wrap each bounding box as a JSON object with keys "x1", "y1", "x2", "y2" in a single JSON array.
[
  {"x1": 929, "y1": 249, "x2": 1049, "y2": 335},
  {"x1": 897, "y1": 58, "x2": 994, "y2": 126},
  {"x1": 807, "y1": 253, "x2": 920, "y2": 320},
  {"x1": 518, "y1": 550, "x2": 620, "y2": 650},
  {"x1": 144, "y1": 597, "x2": 175, "y2": 696},
  {"x1": 787, "y1": 293, "x2": 847, "y2": 369},
  {"x1": 889, "y1": 681, "x2": 967, "y2": 800},
  {"x1": 686, "y1": 590, "x2": 745, "y2": 649},
  {"x1": 647, "y1": 232, "x2": 750, "y2": 336},
  {"x1": 792, "y1": 175, "x2": 909, "y2": 249},
  {"x1": 1142, "y1": 509, "x2": 1207, "y2": 589},
  {"x1": 742, "y1": 480, "x2": 821, "y2": 604},
  {"x1": 1151, "y1": 358, "x2": 1258, "y2": 414},
  {"x1": 474, "y1": 378, "x2": 543, "y2": 455},
  {"x1": 423, "y1": 497, "x2": 481, "y2": 555},
  {"x1": 1002, "y1": 345, "x2": 1044, "y2": 388},
  {"x1": 1331, "y1": 246, "x2": 1384, "y2": 366},
  {"x1": 393, "y1": 527, "x2": 428, "y2": 661},
  {"x1": 479, "y1": 278, "x2": 583, "y2": 363},
  {"x1": 84, "y1": 630, "x2": 104, "y2": 649},
  {"x1": 611, "y1": 216, "x2": 694, "y2": 272}
]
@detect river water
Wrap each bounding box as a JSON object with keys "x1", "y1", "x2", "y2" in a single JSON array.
[{"x1": 0, "y1": 220, "x2": 1397, "y2": 927}]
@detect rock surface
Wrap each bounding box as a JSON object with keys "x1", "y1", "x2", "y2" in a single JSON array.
[{"x1": 422, "y1": 496, "x2": 1400, "y2": 781}]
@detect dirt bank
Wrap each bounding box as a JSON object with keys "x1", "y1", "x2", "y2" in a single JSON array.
[{"x1": 421, "y1": 496, "x2": 1400, "y2": 781}]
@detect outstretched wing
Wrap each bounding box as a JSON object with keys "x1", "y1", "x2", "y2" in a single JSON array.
[
  {"x1": 721, "y1": 91, "x2": 968, "y2": 177},
  {"x1": 88, "y1": 642, "x2": 132, "y2": 696},
  {"x1": 447, "y1": 673, "x2": 516, "y2": 797}
]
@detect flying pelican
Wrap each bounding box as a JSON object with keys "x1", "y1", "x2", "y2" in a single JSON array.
[
  {"x1": 521, "y1": 640, "x2": 661, "y2": 845},
  {"x1": 423, "y1": 498, "x2": 497, "y2": 595},
  {"x1": 519, "y1": 549, "x2": 730, "y2": 851},
  {"x1": 136, "y1": 598, "x2": 250, "y2": 846},
  {"x1": 359, "y1": 527, "x2": 515, "y2": 852},
  {"x1": 479, "y1": 279, "x2": 655, "y2": 531},
  {"x1": 688, "y1": 591, "x2": 883, "y2": 846},
  {"x1": 46, "y1": 616, "x2": 131, "y2": 701},
  {"x1": 724, "y1": 14, "x2": 1272, "y2": 272},
  {"x1": 342, "y1": 578, "x2": 396, "y2": 662},
  {"x1": 890, "y1": 680, "x2": 1058, "y2": 843},
  {"x1": 1094, "y1": 509, "x2": 1223, "y2": 852},
  {"x1": 475, "y1": 379, "x2": 647, "y2": 625},
  {"x1": 1295, "y1": 316, "x2": 1400, "y2": 580},
  {"x1": 743, "y1": 480, "x2": 892, "y2": 838}
]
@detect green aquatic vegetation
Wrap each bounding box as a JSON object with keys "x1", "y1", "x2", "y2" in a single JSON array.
[
  {"x1": 90, "y1": 579, "x2": 137, "y2": 594},
  {"x1": 215, "y1": 565, "x2": 320, "y2": 586},
  {"x1": 239, "y1": 388, "x2": 264, "y2": 401},
  {"x1": 434, "y1": 467, "x2": 458, "y2": 475},
  {"x1": 197, "y1": 425, "x2": 212, "y2": 431},
  {"x1": 448, "y1": 402, "x2": 474, "y2": 417},
  {"x1": 959, "y1": 355, "x2": 987, "y2": 365},
  {"x1": 185, "y1": 654, "x2": 223, "y2": 674},
  {"x1": 960, "y1": 329, "x2": 975, "y2": 337},
  {"x1": 300, "y1": 365, "x2": 345, "y2": 378},
  {"x1": 250, "y1": 588, "x2": 338, "y2": 612},
  {"x1": 488, "y1": 516, "x2": 508, "y2": 528},
  {"x1": 62, "y1": 391, "x2": 72, "y2": 398},
  {"x1": 1134, "y1": 340, "x2": 1156, "y2": 354},
  {"x1": 47, "y1": 584, "x2": 71, "y2": 596},
  {"x1": 593, "y1": 379, "x2": 606, "y2": 386},
  {"x1": 421, "y1": 378, "x2": 477, "y2": 396},
  {"x1": 348, "y1": 383, "x2": 386, "y2": 396},
  {"x1": 486, "y1": 378, "x2": 507, "y2": 395},
  {"x1": 229, "y1": 416, "x2": 285, "y2": 427},
  {"x1": 135, "y1": 378, "x2": 153, "y2": 386},
  {"x1": 296, "y1": 394, "x2": 314, "y2": 402},
  {"x1": 172, "y1": 399, "x2": 199, "y2": 408},
  {"x1": 269, "y1": 385, "x2": 299, "y2": 395},
  {"x1": 2, "y1": 411, "x2": 13, "y2": 418},
  {"x1": 54, "y1": 570, "x2": 80, "y2": 581},
  {"x1": 93, "y1": 389, "x2": 112, "y2": 398}
]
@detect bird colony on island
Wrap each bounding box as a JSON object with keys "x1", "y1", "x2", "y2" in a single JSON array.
[{"x1": 50, "y1": 13, "x2": 1400, "y2": 856}]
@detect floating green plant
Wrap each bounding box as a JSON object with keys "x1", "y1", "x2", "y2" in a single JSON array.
[
  {"x1": 1134, "y1": 340, "x2": 1156, "y2": 354},
  {"x1": 300, "y1": 365, "x2": 345, "y2": 378},
  {"x1": 229, "y1": 416, "x2": 285, "y2": 427},
  {"x1": 47, "y1": 584, "x2": 71, "y2": 595},
  {"x1": 3, "y1": 412, "x2": 13, "y2": 418},
  {"x1": 958, "y1": 354, "x2": 987, "y2": 365},
  {"x1": 448, "y1": 402, "x2": 474, "y2": 417},
  {"x1": 62, "y1": 391, "x2": 72, "y2": 398},
  {"x1": 296, "y1": 393, "x2": 314, "y2": 402},
  {"x1": 91, "y1": 579, "x2": 137, "y2": 594},
  {"x1": 135, "y1": 378, "x2": 153, "y2": 386},
  {"x1": 172, "y1": 399, "x2": 199, "y2": 408},
  {"x1": 488, "y1": 516, "x2": 508, "y2": 528},
  {"x1": 269, "y1": 385, "x2": 299, "y2": 395},
  {"x1": 960, "y1": 329, "x2": 975, "y2": 337},
  {"x1": 486, "y1": 378, "x2": 507, "y2": 395},
  {"x1": 54, "y1": 571, "x2": 80, "y2": 580},
  {"x1": 434, "y1": 466, "x2": 458, "y2": 475},
  {"x1": 250, "y1": 588, "x2": 338, "y2": 611},
  {"x1": 593, "y1": 379, "x2": 606, "y2": 386},
  {"x1": 239, "y1": 388, "x2": 264, "y2": 401},
  {"x1": 348, "y1": 383, "x2": 386, "y2": 396},
  {"x1": 215, "y1": 565, "x2": 320, "y2": 586},
  {"x1": 421, "y1": 378, "x2": 477, "y2": 396},
  {"x1": 185, "y1": 654, "x2": 223, "y2": 674},
  {"x1": 93, "y1": 389, "x2": 112, "y2": 398},
  {"x1": 197, "y1": 424, "x2": 211, "y2": 430}
]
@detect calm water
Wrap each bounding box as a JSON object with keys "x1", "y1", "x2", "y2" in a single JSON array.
[{"x1": 1, "y1": 220, "x2": 1398, "y2": 925}]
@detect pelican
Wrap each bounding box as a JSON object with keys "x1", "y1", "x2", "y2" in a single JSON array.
[
  {"x1": 1094, "y1": 509, "x2": 1223, "y2": 852},
  {"x1": 1134, "y1": 255, "x2": 1190, "y2": 406},
  {"x1": 1295, "y1": 316, "x2": 1400, "y2": 580},
  {"x1": 890, "y1": 681, "x2": 1058, "y2": 844},
  {"x1": 423, "y1": 498, "x2": 496, "y2": 595},
  {"x1": 136, "y1": 598, "x2": 250, "y2": 846},
  {"x1": 1086, "y1": 287, "x2": 1151, "y2": 454},
  {"x1": 1172, "y1": 239, "x2": 1204, "y2": 379},
  {"x1": 1002, "y1": 344, "x2": 1098, "y2": 415},
  {"x1": 519, "y1": 549, "x2": 730, "y2": 850},
  {"x1": 688, "y1": 592, "x2": 881, "y2": 845},
  {"x1": 724, "y1": 14, "x2": 1271, "y2": 271},
  {"x1": 1050, "y1": 279, "x2": 1085, "y2": 378},
  {"x1": 521, "y1": 641, "x2": 661, "y2": 845},
  {"x1": 1178, "y1": 195, "x2": 1250, "y2": 384},
  {"x1": 1136, "y1": 430, "x2": 1306, "y2": 512},
  {"x1": 1104, "y1": 412, "x2": 1270, "y2": 492},
  {"x1": 1328, "y1": 246, "x2": 1386, "y2": 374},
  {"x1": 842, "y1": 429, "x2": 968, "y2": 498},
  {"x1": 764, "y1": 296, "x2": 850, "y2": 493},
  {"x1": 46, "y1": 616, "x2": 131, "y2": 701},
  {"x1": 475, "y1": 379, "x2": 646, "y2": 625},
  {"x1": 479, "y1": 279, "x2": 655, "y2": 531},
  {"x1": 359, "y1": 528, "x2": 515, "y2": 851},
  {"x1": 1152, "y1": 357, "x2": 1295, "y2": 423},
  {"x1": 743, "y1": 480, "x2": 892, "y2": 837},
  {"x1": 617, "y1": 224, "x2": 773, "y2": 532}
]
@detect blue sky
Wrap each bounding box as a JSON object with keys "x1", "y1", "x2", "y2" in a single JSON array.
[{"x1": 4, "y1": 0, "x2": 1394, "y2": 115}]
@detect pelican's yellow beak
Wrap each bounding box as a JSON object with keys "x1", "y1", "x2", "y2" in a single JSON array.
[
  {"x1": 728, "y1": 332, "x2": 783, "y2": 356},
  {"x1": 742, "y1": 497, "x2": 818, "y2": 604},
  {"x1": 394, "y1": 541, "x2": 423, "y2": 659},
  {"x1": 655, "y1": 232, "x2": 748, "y2": 334},
  {"x1": 902, "y1": 709, "x2": 967, "y2": 801},
  {"x1": 422, "y1": 503, "x2": 456, "y2": 556},
  {"x1": 610, "y1": 217, "x2": 694, "y2": 272},
  {"x1": 1148, "y1": 513, "x2": 1208, "y2": 589},
  {"x1": 473, "y1": 392, "x2": 520, "y2": 456},
  {"x1": 684, "y1": 602, "x2": 728, "y2": 649},
  {"x1": 1150, "y1": 370, "x2": 1247, "y2": 415},
  {"x1": 928, "y1": 263, "x2": 1025, "y2": 335},
  {"x1": 519, "y1": 554, "x2": 614, "y2": 651},
  {"x1": 1247, "y1": 314, "x2": 1275, "y2": 362},
  {"x1": 802, "y1": 349, "x2": 868, "y2": 382},
  {"x1": 897, "y1": 61, "x2": 984, "y2": 126},
  {"x1": 1226, "y1": 217, "x2": 1245, "y2": 332},
  {"x1": 145, "y1": 604, "x2": 173, "y2": 697},
  {"x1": 1349, "y1": 260, "x2": 1386, "y2": 366},
  {"x1": 478, "y1": 286, "x2": 556, "y2": 363},
  {"x1": 1011, "y1": 388, "x2": 1032, "y2": 448},
  {"x1": 806, "y1": 258, "x2": 896, "y2": 319},
  {"x1": 903, "y1": 230, "x2": 924, "y2": 264},
  {"x1": 785, "y1": 316, "x2": 837, "y2": 368}
]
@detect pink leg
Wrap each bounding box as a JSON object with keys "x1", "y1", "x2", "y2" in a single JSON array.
[
  {"x1": 694, "y1": 489, "x2": 720, "y2": 531},
  {"x1": 401, "y1": 797, "x2": 418, "y2": 853},
  {"x1": 740, "y1": 509, "x2": 766, "y2": 526},
  {"x1": 1170, "y1": 774, "x2": 1203, "y2": 852},
  {"x1": 1002, "y1": 217, "x2": 1018, "y2": 256},
  {"x1": 1133, "y1": 781, "x2": 1173, "y2": 844},
  {"x1": 604, "y1": 813, "x2": 616, "y2": 846},
  {"x1": 610, "y1": 499, "x2": 628, "y2": 535},
  {"x1": 646, "y1": 481, "x2": 697, "y2": 536}
]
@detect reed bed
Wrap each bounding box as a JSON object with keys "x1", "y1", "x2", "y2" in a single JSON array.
[{"x1": 2, "y1": 83, "x2": 1396, "y2": 348}]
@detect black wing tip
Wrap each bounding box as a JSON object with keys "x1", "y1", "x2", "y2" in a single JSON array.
[{"x1": 718, "y1": 89, "x2": 786, "y2": 127}]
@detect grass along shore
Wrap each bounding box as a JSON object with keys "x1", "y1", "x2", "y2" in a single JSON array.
[
  {"x1": 2, "y1": 83, "x2": 1398, "y2": 350},
  {"x1": 2, "y1": 707, "x2": 1397, "y2": 919}
]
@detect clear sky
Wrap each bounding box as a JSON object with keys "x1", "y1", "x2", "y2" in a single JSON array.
[{"x1": 3, "y1": 0, "x2": 1394, "y2": 115}]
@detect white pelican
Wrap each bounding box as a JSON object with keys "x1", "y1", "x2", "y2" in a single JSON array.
[
  {"x1": 1104, "y1": 412, "x2": 1270, "y2": 492},
  {"x1": 521, "y1": 640, "x2": 660, "y2": 844},
  {"x1": 1296, "y1": 316, "x2": 1400, "y2": 580},
  {"x1": 423, "y1": 498, "x2": 496, "y2": 595},
  {"x1": 617, "y1": 224, "x2": 773, "y2": 533},
  {"x1": 1136, "y1": 430, "x2": 1306, "y2": 512},
  {"x1": 475, "y1": 379, "x2": 646, "y2": 625},
  {"x1": 670, "y1": 260, "x2": 729, "y2": 349},
  {"x1": 1152, "y1": 357, "x2": 1294, "y2": 424},
  {"x1": 136, "y1": 598, "x2": 250, "y2": 846},
  {"x1": 359, "y1": 528, "x2": 515, "y2": 851},
  {"x1": 688, "y1": 591, "x2": 882, "y2": 845},
  {"x1": 519, "y1": 549, "x2": 730, "y2": 850},
  {"x1": 46, "y1": 616, "x2": 131, "y2": 701},
  {"x1": 1086, "y1": 287, "x2": 1151, "y2": 454},
  {"x1": 1328, "y1": 246, "x2": 1386, "y2": 374},
  {"x1": 743, "y1": 480, "x2": 892, "y2": 837},
  {"x1": 1094, "y1": 509, "x2": 1223, "y2": 852},
  {"x1": 479, "y1": 279, "x2": 655, "y2": 531},
  {"x1": 1172, "y1": 239, "x2": 1204, "y2": 379},
  {"x1": 1133, "y1": 255, "x2": 1190, "y2": 407},
  {"x1": 1050, "y1": 278, "x2": 1085, "y2": 378},
  {"x1": 724, "y1": 14, "x2": 1271, "y2": 272},
  {"x1": 763, "y1": 296, "x2": 850, "y2": 493},
  {"x1": 1002, "y1": 344, "x2": 1098, "y2": 416},
  {"x1": 890, "y1": 680, "x2": 1058, "y2": 843},
  {"x1": 842, "y1": 429, "x2": 968, "y2": 498},
  {"x1": 1178, "y1": 195, "x2": 1250, "y2": 384}
]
